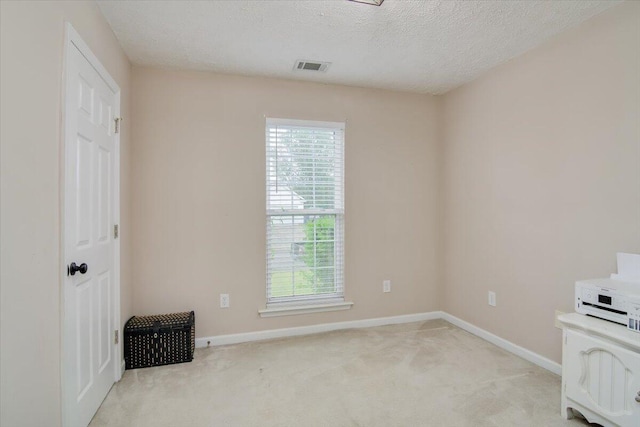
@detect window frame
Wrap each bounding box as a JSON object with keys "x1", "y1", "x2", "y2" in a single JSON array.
[{"x1": 264, "y1": 118, "x2": 346, "y2": 310}]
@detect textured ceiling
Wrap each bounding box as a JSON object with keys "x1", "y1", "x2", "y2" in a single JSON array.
[{"x1": 97, "y1": 0, "x2": 621, "y2": 94}]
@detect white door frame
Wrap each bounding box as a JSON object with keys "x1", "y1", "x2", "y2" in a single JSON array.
[{"x1": 61, "y1": 22, "x2": 121, "y2": 426}]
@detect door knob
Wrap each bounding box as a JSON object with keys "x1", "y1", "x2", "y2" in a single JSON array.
[{"x1": 69, "y1": 262, "x2": 88, "y2": 276}]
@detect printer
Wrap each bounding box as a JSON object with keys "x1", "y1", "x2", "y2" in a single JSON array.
[{"x1": 575, "y1": 278, "x2": 640, "y2": 333}]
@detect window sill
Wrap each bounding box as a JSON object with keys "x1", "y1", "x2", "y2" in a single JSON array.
[{"x1": 258, "y1": 301, "x2": 354, "y2": 318}]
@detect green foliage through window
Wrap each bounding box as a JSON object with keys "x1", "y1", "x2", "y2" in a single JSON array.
[{"x1": 301, "y1": 216, "x2": 335, "y2": 294}]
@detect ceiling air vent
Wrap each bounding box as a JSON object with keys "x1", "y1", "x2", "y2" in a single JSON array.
[
  {"x1": 293, "y1": 60, "x2": 331, "y2": 72},
  {"x1": 349, "y1": 0, "x2": 384, "y2": 5}
]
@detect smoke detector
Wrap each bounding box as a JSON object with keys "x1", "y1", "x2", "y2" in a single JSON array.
[{"x1": 293, "y1": 60, "x2": 331, "y2": 72}]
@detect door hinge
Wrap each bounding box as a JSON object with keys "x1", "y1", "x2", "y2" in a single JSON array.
[
  {"x1": 114, "y1": 117, "x2": 122, "y2": 134},
  {"x1": 114, "y1": 330, "x2": 119, "y2": 345},
  {"x1": 114, "y1": 224, "x2": 119, "y2": 239}
]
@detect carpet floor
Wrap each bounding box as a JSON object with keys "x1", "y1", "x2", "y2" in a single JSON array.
[{"x1": 89, "y1": 319, "x2": 597, "y2": 427}]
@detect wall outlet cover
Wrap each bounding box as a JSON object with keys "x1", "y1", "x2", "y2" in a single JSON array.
[
  {"x1": 220, "y1": 293, "x2": 230, "y2": 308},
  {"x1": 488, "y1": 291, "x2": 496, "y2": 307},
  {"x1": 383, "y1": 280, "x2": 391, "y2": 293}
]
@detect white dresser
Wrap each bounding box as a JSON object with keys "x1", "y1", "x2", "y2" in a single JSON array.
[{"x1": 558, "y1": 313, "x2": 640, "y2": 426}]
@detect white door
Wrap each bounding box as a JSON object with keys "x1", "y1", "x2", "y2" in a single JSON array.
[{"x1": 63, "y1": 25, "x2": 120, "y2": 427}]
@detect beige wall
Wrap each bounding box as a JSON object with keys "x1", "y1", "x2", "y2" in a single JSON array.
[
  {"x1": 441, "y1": 1, "x2": 640, "y2": 364},
  {"x1": 130, "y1": 68, "x2": 441, "y2": 337},
  {"x1": 0, "y1": 2, "x2": 131, "y2": 426}
]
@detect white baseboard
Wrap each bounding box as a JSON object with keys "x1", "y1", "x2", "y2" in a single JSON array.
[
  {"x1": 195, "y1": 311, "x2": 443, "y2": 348},
  {"x1": 121, "y1": 359, "x2": 126, "y2": 377},
  {"x1": 195, "y1": 310, "x2": 561, "y2": 376},
  {"x1": 440, "y1": 312, "x2": 562, "y2": 375}
]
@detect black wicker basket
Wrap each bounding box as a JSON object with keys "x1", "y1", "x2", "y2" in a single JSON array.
[{"x1": 124, "y1": 311, "x2": 195, "y2": 370}]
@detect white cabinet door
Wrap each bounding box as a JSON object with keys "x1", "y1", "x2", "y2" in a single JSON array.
[{"x1": 565, "y1": 329, "x2": 640, "y2": 427}]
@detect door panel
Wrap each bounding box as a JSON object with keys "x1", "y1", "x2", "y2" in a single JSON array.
[
  {"x1": 97, "y1": 147, "x2": 110, "y2": 242},
  {"x1": 78, "y1": 75, "x2": 93, "y2": 119},
  {"x1": 75, "y1": 135, "x2": 93, "y2": 248},
  {"x1": 98, "y1": 96, "x2": 111, "y2": 132},
  {"x1": 98, "y1": 271, "x2": 111, "y2": 373},
  {"x1": 75, "y1": 279, "x2": 93, "y2": 400}
]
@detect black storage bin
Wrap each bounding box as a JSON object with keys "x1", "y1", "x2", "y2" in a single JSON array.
[{"x1": 124, "y1": 311, "x2": 195, "y2": 369}]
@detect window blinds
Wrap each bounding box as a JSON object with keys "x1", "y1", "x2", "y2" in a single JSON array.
[{"x1": 265, "y1": 119, "x2": 345, "y2": 305}]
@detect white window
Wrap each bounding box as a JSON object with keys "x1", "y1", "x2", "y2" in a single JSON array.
[{"x1": 265, "y1": 118, "x2": 345, "y2": 308}]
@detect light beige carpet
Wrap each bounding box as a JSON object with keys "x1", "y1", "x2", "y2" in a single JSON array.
[{"x1": 90, "y1": 319, "x2": 596, "y2": 427}]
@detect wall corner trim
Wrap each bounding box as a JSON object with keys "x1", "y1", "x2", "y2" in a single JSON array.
[
  {"x1": 440, "y1": 312, "x2": 562, "y2": 375},
  {"x1": 194, "y1": 311, "x2": 561, "y2": 376}
]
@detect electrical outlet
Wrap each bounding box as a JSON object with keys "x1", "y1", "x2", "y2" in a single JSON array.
[
  {"x1": 220, "y1": 293, "x2": 230, "y2": 308},
  {"x1": 383, "y1": 280, "x2": 391, "y2": 293},
  {"x1": 555, "y1": 309, "x2": 565, "y2": 329},
  {"x1": 488, "y1": 291, "x2": 496, "y2": 307}
]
